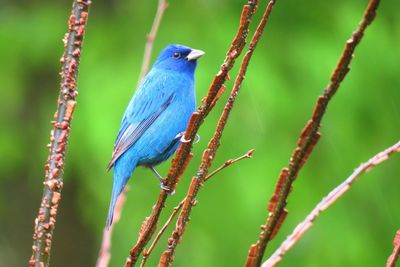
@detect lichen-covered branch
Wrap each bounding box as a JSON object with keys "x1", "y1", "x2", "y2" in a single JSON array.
[
  {"x1": 139, "y1": 150, "x2": 254, "y2": 265},
  {"x1": 137, "y1": 0, "x2": 169, "y2": 85},
  {"x1": 262, "y1": 141, "x2": 400, "y2": 267},
  {"x1": 29, "y1": 1, "x2": 91, "y2": 266},
  {"x1": 245, "y1": 1, "x2": 381, "y2": 266},
  {"x1": 387, "y1": 230, "x2": 400, "y2": 267},
  {"x1": 124, "y1": 1, "x2": 261, "y2": 266},
  {"x1": 158, "y1": 1, "x2": 278, "y2": 265}
]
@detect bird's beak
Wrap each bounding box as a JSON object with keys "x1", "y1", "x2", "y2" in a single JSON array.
[{"x1": 186, "y1": 49, "x2": 205, "y2": 61}]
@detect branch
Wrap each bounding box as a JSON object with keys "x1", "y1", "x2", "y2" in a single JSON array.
[
  {"x1": 96, "y1": 187, "x2": 129, "y2": 267},
  {"x1": 139, "y1": 149, "x2": 254, "y2": 265},
  {"x1": 158, "y1": 1, "x2": 278, "y2": 265},
  {"x1": 387, "y1": 230, "x2": 400, "y2": 267},
  {"x1": 245, "y1": 1, "x2": 381, "y2": 265},
  {"x1": 205, "y1": 149, "x2": 255, "y2": 182},
  {"x1": 140, "y1": 199, "x2": 185, "y2": 267},
  {"x1": 262, "y1": 141, "x2": 400, "y2": 267},
  {"x1": 124, "y1": 1, "x2": 261, "y2": 266},
  {"x1": 28, "y1": 1, "x2": 91, "y2": 266},
  {"x1": 137, "y1": 0, "x2": 169, "y2": 85}
]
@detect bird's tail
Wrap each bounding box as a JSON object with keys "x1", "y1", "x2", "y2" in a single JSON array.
[
  {"x1": 106, "y1": 170, "x2": 132, "y2": 229},
  {"x1": 106, "y1": 186, "x2": 120, "y2": 229}
]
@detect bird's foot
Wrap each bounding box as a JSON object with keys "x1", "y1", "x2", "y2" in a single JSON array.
[
  {"x1": 160, "y1": 182, "x2": 175, "y2": 195},
  {"x1": 194, "y1": 133, "x2": 200, "y2": 144},
  {"x1": 150, "y1": 166, "x2": 164, "y2": 182},
  {"x1": 150, "y1": 166, "x2": 175, "y2": 195},
  {"x1": 175, "y1": 132, "x2": 200, "y2": 144},
  {"x1": 176, "y1": 132, "x2": 191, "y2": 143}
]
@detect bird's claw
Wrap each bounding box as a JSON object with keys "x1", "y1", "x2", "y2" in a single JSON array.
[
  {"x1": 160, "y1": 182, "x2": 175, "y2": 195},
  {"x1": 180, "y1": 136, "x2": 191, "y2": 143},
  {"x1": 175, "y1": 131, "x2": 190, "y2": 143},
  {"x1": 194, "y1": 133, "x2": 200, "y2": 144},
  {"x1": 176, "y1": 132, "x2": 200, "y2": 144}
]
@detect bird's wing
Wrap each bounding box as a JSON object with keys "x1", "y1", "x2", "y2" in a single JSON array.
[{"x1": 106, "y1": 87, "x2": 175, "y2": 171}]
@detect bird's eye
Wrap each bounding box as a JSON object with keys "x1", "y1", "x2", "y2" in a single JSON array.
[{"x1": 173, "y1": 52, "x2": 181, "y2": 59}]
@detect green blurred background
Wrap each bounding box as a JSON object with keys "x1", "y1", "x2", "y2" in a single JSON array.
[{"x1": 0, "y1": 0, "x2": 399, "y2": 266}]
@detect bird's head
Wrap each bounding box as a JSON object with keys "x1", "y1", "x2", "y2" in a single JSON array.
[{"x1": 153, "y1": 44, "x2": 205, "y2": 74}]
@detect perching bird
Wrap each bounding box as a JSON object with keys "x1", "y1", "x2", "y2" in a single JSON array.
[{"x1": 106, "y1": 44, "x2": 204, "y2": 227}]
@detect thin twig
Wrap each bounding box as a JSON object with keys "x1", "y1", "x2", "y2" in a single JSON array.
[
  {"x1": 137, "y1": 0, "x2": 169, "y2": 85},
  {"x1": 140, "y1": 199, "x2": 185, "y2": 267},
  {"x1": 158, "y1": 1, "x2": 277, "y2": 266},
  {"x1": 28, "y1": 1, "x2": 91, "y2": 266},
  {"x1": 387, "y1": 230, "x2": 400, "y2": 267},
  {"x1": 96, "y1": 187, "x2": 129, "y2": 267},
  {"x1": 245, "y1": 1, "x2": 381, "y2": 265},
  {"x1": 205, "y1": 149, "x2": 255, "y2": 182},
  {"x1": 262, "y1": 141, "x2": 400, "y2": 267},
  {"x1": 139, "y1": 149, "x2": 254, "y2": 265},
  {"x1": 125, "y1": 1, "x2": 261, "y2": 266}
]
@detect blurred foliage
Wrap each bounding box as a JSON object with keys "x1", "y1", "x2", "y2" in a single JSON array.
[{"x1": 0, "y1": 0, "x2": 399, "y2": 266}]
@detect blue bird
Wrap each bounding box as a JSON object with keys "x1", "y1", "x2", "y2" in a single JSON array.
[{"x1": 106, "y1": 44, "x2": 204, "y2": 227}]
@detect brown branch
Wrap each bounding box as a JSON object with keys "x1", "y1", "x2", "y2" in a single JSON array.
[
  {"x1": 96, "y1": 187, "x2": 129, "y2": 267},
  {"x1": 137, "y1": 0, "x2": 169, "y2": 85},
  {"x1": 28, "y1": 1, "x2": 91, "y2": 266},
  {"x1": 140, "y1": 199, "x2": 185, "y2": 267},
  {"x1": 387, "y1": 230, "x2": 400, "y2": 267},
  {"x1": 124, "y1": 1, "x2": 261, "y2": 266},
  {"x1": 205, "y1": 149, "x2": 255, "y2": 182},
  {"x1": 139, "y1": 149, "x2": 254, "y2": 265},
  {"x1": 245, "y1": 1, "x2": 381, "y2": 265},
  {"x1": 261, "y1": 141, "x2": 400, "y2": 267},
  {"x1": 158, "y1": 1, "x2": 277, "y2": 266}
]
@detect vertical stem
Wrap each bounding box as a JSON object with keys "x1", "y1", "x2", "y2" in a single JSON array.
[
  {"x1": 387, "y1": 230, "x2": 400, "y2": 267},
  {"x1": 96, "y1": 188, "x2": 129, "y2": 267},
  {"x1": 29, "y1": 1, "x2": 91, "y2": 266},
  {"x1": 137, "y1": 0, "x2": 169, "y2": 85}
]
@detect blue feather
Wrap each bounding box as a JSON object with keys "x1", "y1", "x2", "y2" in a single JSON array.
[{"x1": 106, "y1": 44, "x2": 204, "y2": 227}]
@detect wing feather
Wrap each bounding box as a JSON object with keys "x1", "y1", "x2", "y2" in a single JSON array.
[{"x1": 106, "y1": 93, "x2": 174, "y2": 171}]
